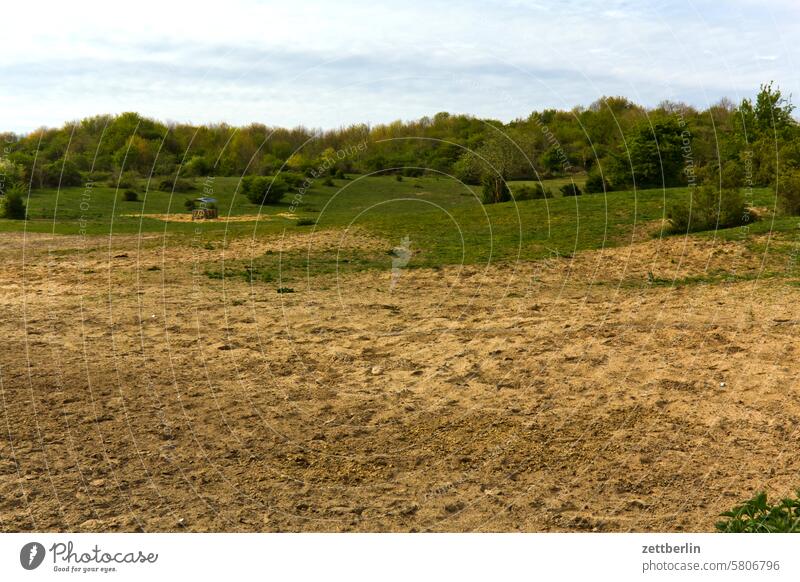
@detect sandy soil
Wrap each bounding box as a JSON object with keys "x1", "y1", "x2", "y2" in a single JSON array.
[
  {"x1": 120, "y1": 212, "x2": 298, "y2": 222},
  {"x1": 1, "y1": 228, "x2": 799, "y2": 532}
]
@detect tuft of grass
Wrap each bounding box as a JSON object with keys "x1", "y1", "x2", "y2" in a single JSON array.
[
  {"x1": 296, "y1": 218, "x2": 316, "y2": 226},
  {"x1": 277, "y1": 287, "x2": 294, "y2": 294},
  {"x1": 716, "y1": 491, "x2": 800, "y2": 532}
]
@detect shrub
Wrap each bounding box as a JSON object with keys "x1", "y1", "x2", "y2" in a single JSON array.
[
  {"x1": 0, "y1": 159, "x2": 24, "y2": 192},
  {"x1": 335, "y1": 169, "x2": 347, "y2": 180},
  {"x1": 453, "y1": 154, "x2": 483, "y2": 185},
  {"x1": 608, "y1": 118, "x2": 686, "y2": 188},
  {"x1": 1, "y1": 184, "x2": 26, "y2": 219},
  {"x1": 322, "y1": 177, "x2": 334, "y2": 187},
  {"x1": 584, "y1": 172, "x2": 610, "y2": 194},
  {"x1": 111, "y1": 171, "x2": 138, "y2": 189},
  {"x1": 184, "y1": 156, "x2": 212, "y2": 177},
  {"x1": 777, "y1": 171, "x2": 800, "y2": 215},
  {"x1": 241, "y1": 175, "x2": 288, "y2": 205},
  {"x1": 560, "y1": 182, "x2": 582, "y2": 197},
  {"x1": 122, "y1": 190, "x2": 139, "y2": 202},
  {"x1": 87, "y1": 171, "x2": 111, "y2": 183},
  {"x1": 157, "y1": 177, "x2": 194, "y2": 192},
  {"x1": 716, "y1": 491, "x2": 800, "y2": 532},
  {"x1": 481, "y1": 175, "x2": 511, "y2": 204},
  {"x1": 281, "y1": 172, "x2": 305, "y2": 188},
  {"x1": 514, "y1": 183, "x2": 549, "y2": 201},
  {"x1": 395, "y1": 174, "x2": 403, "y2": 182},
  {"x1": 184, "y1": 199, "x2": 196, "y2": 211},
  {"x1": 668, "y1": 185, "x2": 748, "y2": 233},
  {"x1": 42, "y1": 160, "x2": 82, "y2": 188},
  {"x1": 296, "y1": 218, "x2": 316, "y2": 226}
]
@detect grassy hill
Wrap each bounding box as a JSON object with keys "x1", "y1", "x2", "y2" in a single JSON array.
[{"x1": 1, "y1": 174, "x2": 786, "y2": 280}]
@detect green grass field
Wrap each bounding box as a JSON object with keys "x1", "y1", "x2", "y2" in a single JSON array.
[{"x1": 1, "y1": 174, "x2": 785, "y2": 284}]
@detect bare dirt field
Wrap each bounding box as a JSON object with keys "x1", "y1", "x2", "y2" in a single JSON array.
[{"x1": 1, "y1": 229, "x2": 799, "y2": 532}]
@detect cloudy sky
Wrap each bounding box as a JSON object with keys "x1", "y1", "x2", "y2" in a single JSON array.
[{"x1": 1, "y1": 0, "x2": 797, "y2": 133}]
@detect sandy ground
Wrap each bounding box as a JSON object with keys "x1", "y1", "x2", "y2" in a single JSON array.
[
  {"x1": 120, "y1": 212, "x2": 298, "y2": 222},
  {"x1": 1, "y1": 227, "x2": 800, "y2": 532}
]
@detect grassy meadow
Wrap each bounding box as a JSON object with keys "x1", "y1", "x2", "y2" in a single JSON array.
[{"x1": 1, "y1": 173, "x2": 789, "y2": 286}]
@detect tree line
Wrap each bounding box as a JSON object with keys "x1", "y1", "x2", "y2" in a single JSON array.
[{"x1": 1, "y1": 82, "x2": 798, "y2": 224}]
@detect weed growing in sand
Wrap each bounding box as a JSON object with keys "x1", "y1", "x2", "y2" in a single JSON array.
[{"x1": 716, "y1": 491, "x2": 800, "y2": 532}]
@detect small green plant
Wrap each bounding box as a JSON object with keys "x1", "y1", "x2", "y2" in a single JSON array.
[
  {"x1": 514, "y1": 183, "x2": 549, "y2": 201},
  {"x1": 122, "y1": 190, "x2": 139, "y2": 202},
  {"x1": 395, "y1": 174, "x2": 403, "y2": 182},
  {"x1": 277, "y1": 287, "x2": 295, "y2": 294},
  {"x1": 560, "y1": 182, "x2": 582, "y2": 197},
  {"x1": 296, "y1": 218, "x2": 316, "y2": 226},
  {"x1": 2, "y1": 185, "x2": 27, "y2": 219},
  {"x1": 112, "y1": 171, "x2": 139, "y2": 189},
  {"x1": 241, "y1": 175, "x2": 288, "y2": 205},
  {"x1": 322, "y1": 176, "x2": 335, "y2": 187},
  {"x1": 481, "y1": 175, "x2": 511, "y2": 204},
  {"x1": 584, "y1": 171, "x2": 611, "y2": 194},
  {"x1": 716, "y1": 491, "x2": 800, "y2": 532},
  {"x1": 184, "y1": 199, "x2": 196, "y2": 211},
  {"x1": 335, "y1": 169, "x2": 347, "y2": 180},
  {"x1": 668, "y1": 185, "x2": 749, "y2": 233},
  {"x1": 157, "y1": 177, "x2": 194, "y2": 192},
  {"x1": 777, "y1": 170, "x2": 800, "y2": 215}
]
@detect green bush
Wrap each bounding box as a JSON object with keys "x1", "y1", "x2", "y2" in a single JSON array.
[
  {"x1": 241, "y1": 175, "x2": 289, "y2": 205},
  {"x1": 296, "y1": 218, "x2": 316, "y2": 226},
  {"x1": 0, "y1": 159, "x2": 24, "y2": 190},
  {"x1": 280, "y1": 172, "x2": 305, "y2": 188},
  {"x1": 122, "y1": 190, "x2": 139, "y2": 202},
  {"x1": 777, "y1": 171, "x2": 800, "y2": 215},
  {"x1": 1, "y1": 185, "x2": 27, "y2": 219},
  {"x1": 184, "y1": 199, "x2": 196, "y2": 211},
  {"x1": 668, "y1": 185, "x2": 749, "y2": 233},
  {"x1": 481, "y1": 175, "x2": 511, "y2": 204},
  {"x1": 716, "y1": 491, "x2": 800, "y2": 532},
  {"x1": 322, "y1": 176, "x2": 334, "y2": 187},
  {"x1": 560, "y1": 182, "x2": 582, "y2": 197},
  {"x1": 395, "y1": 174, "x2": 403, "y2": 182},
  {"x1": 184, "y1": 156, "x2": 212, "y2": 177},
  {"x1": 42, "y1": 160, "x2": 82, "y2": 188},
  {"x1": 157, "y1": 177, "x2": 194, "y2": 192},
  {"x1": 514, "y1": 183, "x2": 549, "y2": 201},
  {"x1": 453, "y1": 154, "x2": 482, "y2": 185},
  {"x1": 335, "y1": 169, "x2": 347, "y2": 180},
  {"x1": 111, "y1": 171, "x2": 138, "y2": 189},
  {"x1": 87, "y1": 170, "x2": 111, "y2": 183},
  {"x1": 584, "y1": 172, "x2": 611, "y2": 194}
]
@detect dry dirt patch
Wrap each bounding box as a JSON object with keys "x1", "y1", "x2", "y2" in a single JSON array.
[{"x1": 1, "y1": 231, "x2": 798, "y2": 532}]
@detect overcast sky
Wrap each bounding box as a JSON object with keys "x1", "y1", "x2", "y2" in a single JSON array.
[{"x1": 1, "y1": 0, "x2": 797, "y2": 133}]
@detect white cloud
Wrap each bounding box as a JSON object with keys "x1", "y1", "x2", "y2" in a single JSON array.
[{"x1": 1, "y1": 0, "x2": 798, "y2": 132}]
